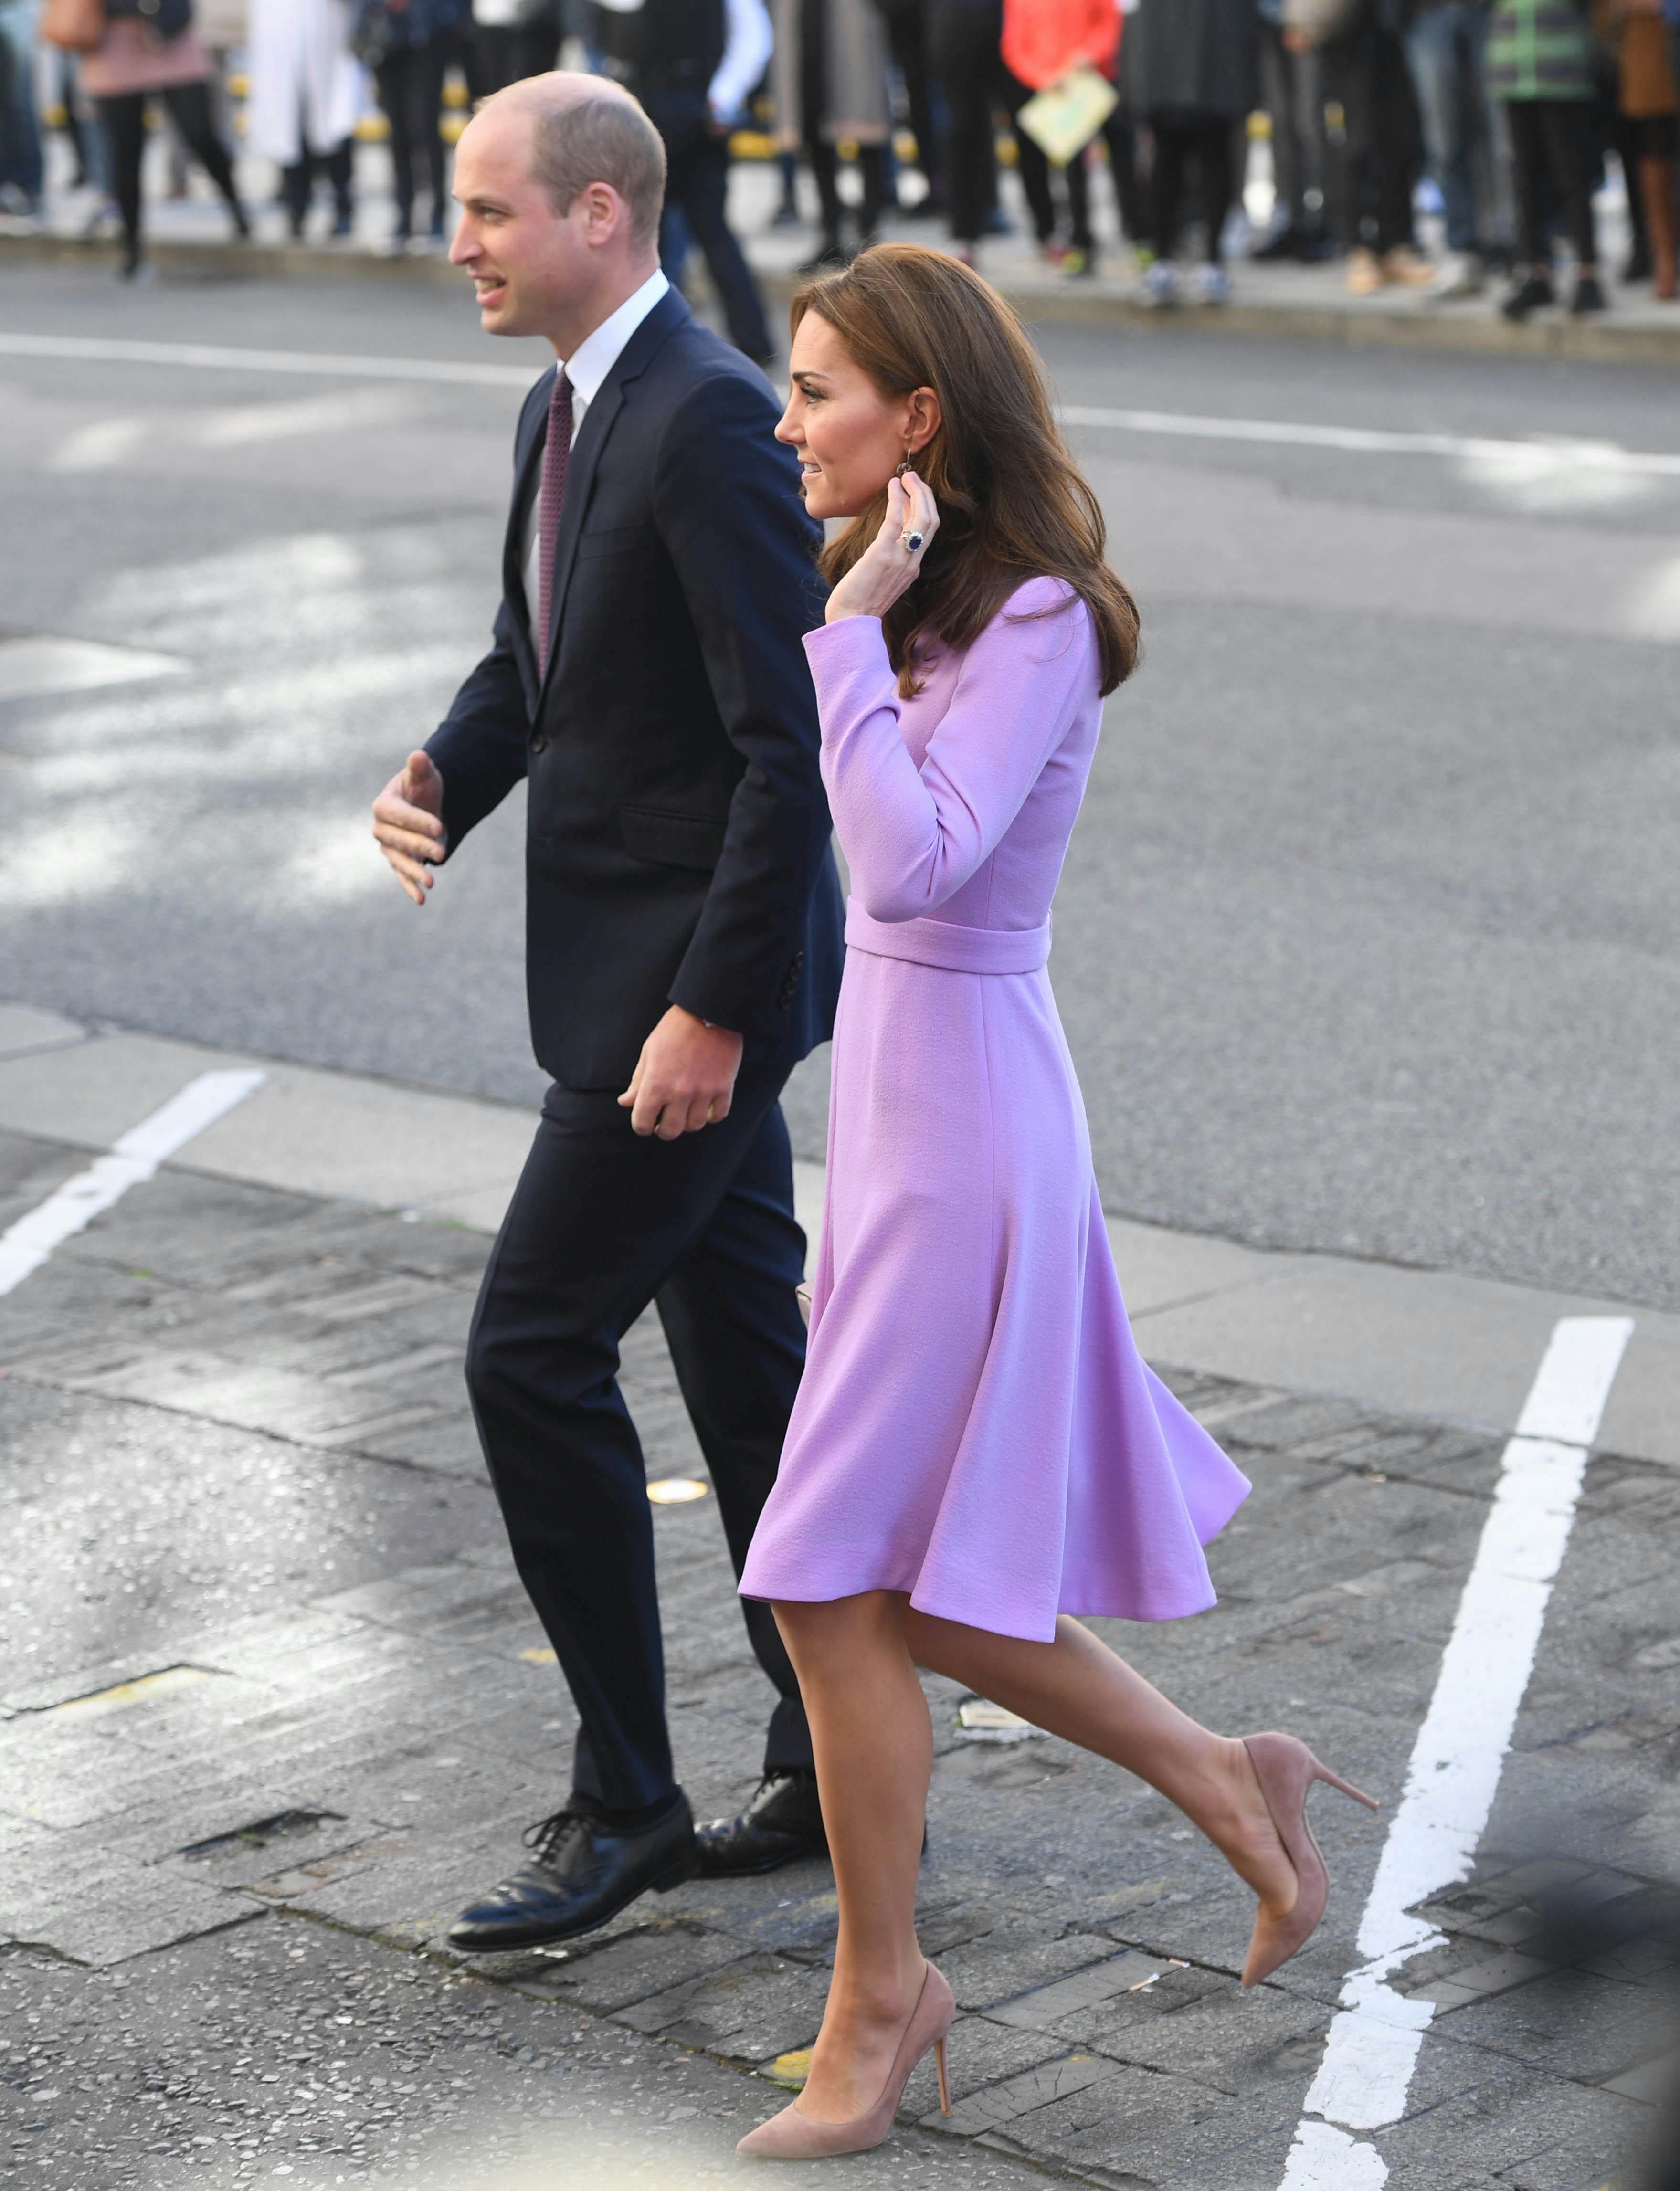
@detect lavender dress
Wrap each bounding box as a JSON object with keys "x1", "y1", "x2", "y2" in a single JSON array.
[{"x1": 739, "y1": 579, "x2": 1249, "y2": 1642}]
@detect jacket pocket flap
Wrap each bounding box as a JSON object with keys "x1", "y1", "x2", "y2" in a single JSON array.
[
  {"x1": 619, "y1": 804, "x2": 729, "y2": 870},
  {"x1": 575, "y1": 524, "x2": 648, "y2": 560}
]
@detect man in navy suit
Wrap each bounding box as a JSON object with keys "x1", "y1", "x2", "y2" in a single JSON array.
[{"x1": 371, "y1": 72, "x2": 844, "y2": 1949}]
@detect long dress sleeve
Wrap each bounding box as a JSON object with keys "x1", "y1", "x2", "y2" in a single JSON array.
[{"x1": 803, "y1": 577, "x2": 1095, "y2": 924}]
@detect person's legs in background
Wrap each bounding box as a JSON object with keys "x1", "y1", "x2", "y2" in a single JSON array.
[
  {"x1": 881, "y1": 0, "x2": 941, "y2": 214},
  {"x1": 1632, "y1": 114, "x2": 1677, "y2": 298},
  {"x1": 1059, "y1": 145, "x2": 1095, "y2": 271},
  {"x1": 1330, "y1": 13, "x2": 1430, "y2": 289},
  {"x1": 803, "y1": 137, "x2": 845, "y2": 263},
  {"x1": 1540, "y1": 96, "x2": 1602, "y2": 309},
  {"x1": 375, "y1": 47, "x2": 418, "y2": 243},
  {"x1": 323, "y1": 137, "x2": 355, "y2": 236},
  {"x1": 1144, "y1": 111, "x2": 1188, "y2": 298},
  {"x1": 1405, "y1": 0, "x2": 1486, "y2": 293},
  {"x1": 1255, "y1": 12, "x2": 1328, "y2": 257},
  {"x1": 928, "y1": 0, "x2": 997, "y2": 259},
  {"x1": 158, "y1": 78, "x2": 248, "y2": 234},
  {"x1": 93, "y1": 90, "x2": 146, "y2": 274},
  {"x1": 1196, "y1": 113, "x2": 1237, "y2": 295},
  {"x1": 0, "y1": 0, "x2": 44, "y2": 215},
  {"x1": 1100, "y1": 104, "x2": 1150, "y2": 251},
  {"x1": 658, "y1": 97, "x2": 775, "y2": 362},
  {"x1": 414, "y1": 30, "x2": 454, "y2": 239},
  {"x1": 1500, "y1": 96, "x2": 1601, "y2": 316},
  {"x1": 1374, "y1": 22, "x2": 1426, "y2": 266},
  {"x1": 855, "y1": 139, "x2": 888, "y2": 241},
  {"x1": 1006, "y1": 74, "x2": 1061, "y2": 257}
]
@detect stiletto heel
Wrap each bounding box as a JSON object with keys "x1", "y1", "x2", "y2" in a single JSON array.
[
  {"x1": 1240, "y1": 1732, "x2": 1379, "y2": 1988},
  {"x1": 737, "y1": 1962, "x2": 955, "y2": 2158},
  {"x1": 1315, "y1": 1761, "x2": 1379, "y2": 1810}
]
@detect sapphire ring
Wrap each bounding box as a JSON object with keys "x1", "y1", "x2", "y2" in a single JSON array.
[{"x1": 901, "y1": 530, "x2": 925, "y2": 555}]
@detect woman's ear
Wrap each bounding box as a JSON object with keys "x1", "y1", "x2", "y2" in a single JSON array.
[{"x1": 906, "y1": 386, "x2": 942, "y2": 459}]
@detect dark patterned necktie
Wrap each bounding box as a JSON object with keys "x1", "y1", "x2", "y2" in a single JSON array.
[{"x1": 535, "y1": 369, "x2": 574, "y2": 676}]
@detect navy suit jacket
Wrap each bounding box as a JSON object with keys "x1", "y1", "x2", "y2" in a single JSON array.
[{"x1": 427, "y1": 289, "x2": 845, "y2": 1090}]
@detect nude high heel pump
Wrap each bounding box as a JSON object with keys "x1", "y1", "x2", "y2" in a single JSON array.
[
  {"x1": 736, "y1": 1962, "x2": 955, "y2": 2159},
  {"x1": 1240, "y1": 1731, "x2": 1378, "y2": 1988}
]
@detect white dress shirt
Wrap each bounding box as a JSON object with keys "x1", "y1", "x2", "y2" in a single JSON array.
[{"x1": 522, "y1": 268, "x2": 671, "y2": 636}]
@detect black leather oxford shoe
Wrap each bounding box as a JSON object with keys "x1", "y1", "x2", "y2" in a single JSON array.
[
  {"x1": 447, "y1": 1796, "x2": 698, "y2": 1953},
  {"x1": 694, "y1": 1769, "x2": 828, "y2": 1877}
]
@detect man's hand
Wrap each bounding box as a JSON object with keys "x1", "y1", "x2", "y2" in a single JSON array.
[
  {"x1": 372, "y1": 750, "x2": 448, "y2": 906},
  {"x1": 619, "y1": 1006, "x2": 744, "y2": 1140}
]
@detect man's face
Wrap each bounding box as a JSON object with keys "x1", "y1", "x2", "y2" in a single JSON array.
[{"x1": 449, "y1": 105, "x2": 594, "y2": 339}]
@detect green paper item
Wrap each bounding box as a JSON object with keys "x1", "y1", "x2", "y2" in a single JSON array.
[{"x1": 1014, "y1": 65, "x2": 1118, "y2": 167}]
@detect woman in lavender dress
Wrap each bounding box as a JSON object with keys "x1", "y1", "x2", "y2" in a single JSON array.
[{"x1": 735, "y1": 245, "x2": 1375, "y2": 2160}]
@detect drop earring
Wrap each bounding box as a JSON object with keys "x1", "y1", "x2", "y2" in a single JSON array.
[{"x1": 895, "y1": 449, "x2": 913, "y2": 477}]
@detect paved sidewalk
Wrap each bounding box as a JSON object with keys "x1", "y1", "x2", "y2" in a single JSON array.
[
  {"x1": 5, "y1": 140, "x2": 1678, "y2": 368},
  {"x1": 3, "y1": 1012, "x2": 1678, "y2": 2189}
]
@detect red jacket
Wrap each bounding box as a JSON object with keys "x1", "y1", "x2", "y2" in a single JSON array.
[{"x1": 1001, "y1": 0, "x2": 1121, "y2": 90}]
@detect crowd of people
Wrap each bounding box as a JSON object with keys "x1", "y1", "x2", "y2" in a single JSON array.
[{"x1": 1, "y1": 0, "x2": 1675, "y2": 310}]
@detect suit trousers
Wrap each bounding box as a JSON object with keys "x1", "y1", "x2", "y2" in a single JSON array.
[{"x1": 465, "y1": 1064, "x2": 814, "y2": 1819}]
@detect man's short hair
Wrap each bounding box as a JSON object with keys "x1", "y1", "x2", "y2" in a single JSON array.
[{"x1": 530, "y1": 92, "x2": 666, "y2": 250}]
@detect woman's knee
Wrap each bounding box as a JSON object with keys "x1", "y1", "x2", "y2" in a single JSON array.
[{"x1": 772, "y1": 1591, "x2": 907, "y2": 1672}]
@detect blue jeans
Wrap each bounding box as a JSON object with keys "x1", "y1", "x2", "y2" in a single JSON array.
[
  {"x1": 1405, "y1": 1, "x2": 1493, "y2": 253},
  {"x1": 0, "y1": 0, "x2": 44, "y2": 205}
]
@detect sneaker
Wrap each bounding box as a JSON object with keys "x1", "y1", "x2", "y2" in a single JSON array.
[
  {"x1": 1570, "y1": 271, "x2": 1606, "y2": 316},
  {"x1": 1142, "y1": 258, "x2": 1177, "y2": 306},
  {"x1": 1062, "y1": 244, "x2": 1096, "y2": 279},
  {"x1": 1196, "y1": 261, "x2": 1230, "y2": 305},
  {"x1": 1381, "y1": 244, "x2": 1435, "y2": 288},
  {"x1": 1345, "y1": 246, "x2": 1383, "y2": 296},
  {"x1": 1501, "y1": 270, "x2": 1555, "y2": 321},
  {"x1": 1430, "y1": 250, "x2": 1484, "y2": 300}
]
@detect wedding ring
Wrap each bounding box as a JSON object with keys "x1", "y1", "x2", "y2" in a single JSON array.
[{"x1": 901, "y1": 530, "x2": 924, "y2": 554}]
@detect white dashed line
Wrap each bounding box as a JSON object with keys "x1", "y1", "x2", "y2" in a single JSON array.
[{"x1": 0, "y1": 1070, "x2": 266, "y2": 1296}]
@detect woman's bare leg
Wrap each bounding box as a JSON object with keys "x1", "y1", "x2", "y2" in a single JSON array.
[
  {"x1": 771, "y1": 1591, "x2": 931, "y2": 2121},
  {"x1": 904, "y1": 1608, "x2": 1299, "y2": 1920}
]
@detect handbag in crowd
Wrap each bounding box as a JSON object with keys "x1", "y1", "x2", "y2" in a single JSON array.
[
  {"x1": 104, "y1": 0, "x2": 195, "y2": 38},
  {"x1": 41, "y1": 0, "x2": 106, "y2": 53}
]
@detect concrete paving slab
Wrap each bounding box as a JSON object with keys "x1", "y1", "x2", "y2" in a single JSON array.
[
  {"x1": 1128, "y1": 1247, "x2": 1680, "y2": 1467},
  {"x1": 0, "y1": 1001, "x2": 85, "y2": 1060},
  {"x1": 0, "y1": 1028, "x2": 537, "y2": 1226}
]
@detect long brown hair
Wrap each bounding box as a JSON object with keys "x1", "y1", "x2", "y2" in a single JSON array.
[{"x1": 790, "y1": 243, "x2": 1139, "y2": 698}]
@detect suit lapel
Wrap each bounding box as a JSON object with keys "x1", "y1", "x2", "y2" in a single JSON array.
[
  {"x1": 535, "y1": 287, "x2": 692, "y2": 712},
  {"x1": 503, "y1": 373, "x2": 550, "y2": 709}
]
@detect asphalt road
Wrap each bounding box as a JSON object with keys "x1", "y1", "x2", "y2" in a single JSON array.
[{"x1": 1, "y1": 262, "x2": 1677, "y2": 1308}]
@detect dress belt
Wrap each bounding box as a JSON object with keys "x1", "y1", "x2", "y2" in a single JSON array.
[{"x1": 844, "y1": 900, "x2": 1052, "y2": 975}]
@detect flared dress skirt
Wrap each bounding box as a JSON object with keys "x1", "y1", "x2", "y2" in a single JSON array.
[{"x1": 740, "y1": 923, "x2": 1252, "y2": 1643}]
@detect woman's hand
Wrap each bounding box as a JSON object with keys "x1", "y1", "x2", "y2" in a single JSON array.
[{"x1": 824, "y1": 472, "x2": 940, "y2": 624}]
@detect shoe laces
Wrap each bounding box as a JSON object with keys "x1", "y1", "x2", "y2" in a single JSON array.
[{"x1": 522, "y1": 1808, "x2": 593, "y2": 1866}]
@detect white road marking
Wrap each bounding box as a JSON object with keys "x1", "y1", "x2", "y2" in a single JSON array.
[
  {"x1": 4, "y1": 335, "x2": 1679, "y2": 481},
  {"x1": 0, "y1": 1071, "x2": 265, "y2": 1296},
  {"x1": 1061, "y1": 404, "x2": 1680, "y2": 480},
  {"x1": 1275, "y1": 1314, "x2": 1635, "y2": 2189},
  {"x1": 0, "y1": 634, "x2": 186, "y2": 702},
  {"x1": 0, "y1": 331, "x2": 532, "y2": 389}
]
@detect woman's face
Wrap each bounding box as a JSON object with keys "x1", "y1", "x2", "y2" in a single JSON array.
[{"x1": 776, "y1": 312, "x2": 937, "y2": 521}]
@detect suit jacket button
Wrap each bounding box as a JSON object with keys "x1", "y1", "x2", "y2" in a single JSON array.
[{"x1": 529, "y1": 733, "x2": 547, "y2": 754}]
